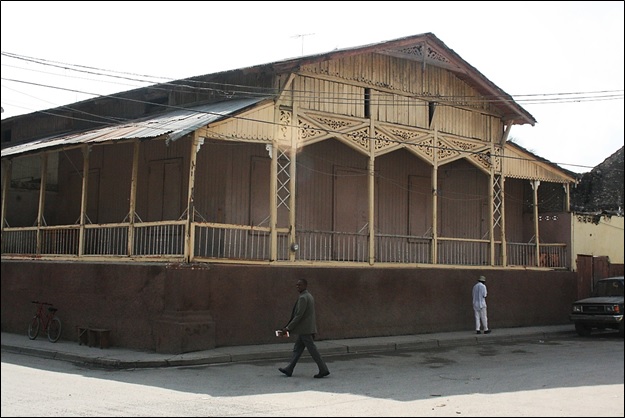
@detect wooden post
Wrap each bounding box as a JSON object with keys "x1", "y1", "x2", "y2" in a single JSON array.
[
  {"x1": 127, "y1": 140, "x2": 139, "y2": 257},
  {"x1": 36, "y1": 153, "x2": 48, "y2": 254},
  {"x1": 368, "y1": 118, "x2": 375, "y2": 265},
  {"x1": 0, "y1": 159, "x2": 10, "y2": 235},
  {"x1": 289, "y1": 104, "x2": 298, "y2": 262},
  {"x1": 489, "y1": 154, "x2": 495, "y2": 266},
  {"x1": 532, "y1": 180, "x2": 540, "y2": 266},
  {"x1": 78, "y1": 145, "x2": 90, "y2": 257},
  {"x1": 185, "y1": 133, "x2": 202, "y2": 262},
  {"x1": 431, "y1": 116, "x2": 439, "y2": 264},
  {"x1": 270, "y1": 107, "x2": 279, "y2": 262},
  {"x1": 499, "y1": 124, "x2": 512, "y2": 266},
  {"x1": 500, "y1": 174, "x2": 507, "y2": 266}
]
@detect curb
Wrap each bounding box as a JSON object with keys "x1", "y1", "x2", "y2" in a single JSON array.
[{"x1": 2, "y1": 328, "x2": 577, "y2": 370}]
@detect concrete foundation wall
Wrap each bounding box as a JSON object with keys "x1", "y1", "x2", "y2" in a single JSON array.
[{"x1": 1, "y1": 261, "x2": 578, "y2": 353}]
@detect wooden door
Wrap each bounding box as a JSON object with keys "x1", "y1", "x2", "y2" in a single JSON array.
[
  {"x1": 148, "y1": 158, "x2": 182, "y2": 221},
  {"x1": 333, "y1": 166, "x2": 368, "y2": 261}
]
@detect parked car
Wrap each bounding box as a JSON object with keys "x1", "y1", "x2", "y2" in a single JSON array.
[{"x1": 570, "y1": 276, "x2": 624, "y2": 337}]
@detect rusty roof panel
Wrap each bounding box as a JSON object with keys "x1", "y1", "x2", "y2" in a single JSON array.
[{"x1": 1, "y1": 98, "x2": 265, "y2": 157}]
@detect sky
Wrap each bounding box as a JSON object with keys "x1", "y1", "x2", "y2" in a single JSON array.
[{"x1": 1, "y1": 1, "x2": 623, "y2": 174}]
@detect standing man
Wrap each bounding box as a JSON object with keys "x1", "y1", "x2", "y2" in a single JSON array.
[
  {"x1": 279, "y1": 278, "x2": 330, "y2": 378},
  {"x1": 472, "y1": 275, "x2": 491, "y2": 334}
]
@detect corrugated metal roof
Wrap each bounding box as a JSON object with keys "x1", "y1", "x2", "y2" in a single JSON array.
[{"x1": 1, "y1": 98, "x2": 266, "y2": 157}]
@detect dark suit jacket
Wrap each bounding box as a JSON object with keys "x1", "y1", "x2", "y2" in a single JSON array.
[{"x1": 285, "y1": 290, "x2": 318, "y2": 335}]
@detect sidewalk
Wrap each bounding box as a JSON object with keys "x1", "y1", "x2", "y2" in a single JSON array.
[{"x1": 1, "y1": 325, "x2": 576, "y2": 370}]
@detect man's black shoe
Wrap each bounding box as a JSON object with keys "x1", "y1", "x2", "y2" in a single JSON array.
[
  {"x1": 314, "y1": 371, "x2": 330, "y2": 378},
  {"x1": 476, "y1": 330, "x2": 481, "y2": 334},
  {"x1": 484, "y1": 330, "x2": 491, "y2": 334},
  {"x1": 279, "y1": 368, "x2": 292, "y2": 377}
]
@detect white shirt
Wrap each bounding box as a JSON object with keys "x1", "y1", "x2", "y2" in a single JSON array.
[{"x1": 472, "y1": 282, "x2": 487, "y2": 310}]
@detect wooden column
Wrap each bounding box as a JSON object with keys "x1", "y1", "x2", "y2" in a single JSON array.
[
  {"x1": 127, "y1": 140, "x2": 139, "y2": 256},
  {"x1": 185, "y1": 133, "x2": 202, "y2": 262},
  {"x1": 500, "y1": 174, "x2": 507, "y2": 266},
  {"x1": 289, "y1": 104, "x2": 298, "y2": 262},
  {"x1": 270, "y1": 106, "x2": 279, "y2": 262},
  {"x1": 36, "y1": 153, "x2": 48, "y2": 254},
  {"x1": 489, "y1": 167, "x2": 495, "y2": 266},
  {"x1": 78, "y1": 145, "x2": 90, "y2": 257},
  {"x1": 278, "y1": 73, "x2": 298, "y2": 261},
  {"x1": 368, "y1": 118, "x2": 376, "y2": 265},
  {"x1": 564, "y1": 182, "x2": 572, "y2": 270},
  {"x1": 431, "y1": 111, "x2": 439, "y2": 265},
  {"x1": 532, "y1": 180, "x2": 541, "y2": 266},
  {"x1": 431, "y1": 163, "x2": 438, "y2": 264},
  {"x1": 429, "y1": 98, "x2": 440, "y2": 265},
  {"x1": 499, "y1": 124, "x2": 512, "y2": 266},
  {"x1": 0, "y1": 159, "x2": 11, "y2": 235}
]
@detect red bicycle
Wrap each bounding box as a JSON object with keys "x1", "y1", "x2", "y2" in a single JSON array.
[{"x1": 27, "y1": 301, "x2": 62, "y2": 343}]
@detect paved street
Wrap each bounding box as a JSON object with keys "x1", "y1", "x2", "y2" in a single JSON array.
[{"x1": 2, "y1": 332, "x2": 623, "y2": 417}]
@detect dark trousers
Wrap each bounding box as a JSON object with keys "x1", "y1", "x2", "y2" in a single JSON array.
[{"x1": 283, "y1": 333, "x2": 329, "y2": 374}]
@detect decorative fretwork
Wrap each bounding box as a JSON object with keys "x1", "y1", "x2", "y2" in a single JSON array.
[
  {"x1": 298, "y1": 118, "x2": 324, "y2": 140},
  {"x1": 448, "y1": 138, "x2": 482, "y2": 153},
  {"x1": 373, "y1": 129, "x2": 396, "y2": 153},
  {"x1": 425, "y1": 46, "x2": 451, "y2": 64},
  {"x1": 493, "y1": 174, "x2": 502, "y2": 229},
  {"x1": 309, "y1": 116, "x2": 357, "y2": 131},
  {"x1": 277, "y1": 149, "x2": 291, "y2": 211},
  {"x1": 437, "y1": 139, "x2": 460, "y2": 162},
  {"x1": 406, "y1": 137, "x2": 434, "y2": 161},
  {"x1": 471, "y1": 146, "x2": 502, "y2": 172},
  {"x1": 345, "y1": 128, "x2": 370, "y2": 152},
  {"x1": 388, "y1": 127, "x2": 426, "y2": 143},
  {"x1": 472, "y1": 150, "x2": 493, "y2": 170},
  {"x1": 492, "y1": 146, "x2": 502, "y2": 173},
  {"x1": 389, "y1": 44, "x2": 451, "y2": 65},
  {"x1": 393, "y1": 45, "x2": 424, "y2": 59},
  {"x1": 279, "y1": 110, "x2": 291, "y2": 140}
]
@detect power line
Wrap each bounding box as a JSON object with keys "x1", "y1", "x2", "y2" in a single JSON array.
[
  {"x1": 3, "y1": 76, "x2": 622, "y2": 173},
  {"x1": 1, "y1": 51, "x2": 280, "y2": 95},
  {"x1": 1, "y1": 55, "x2": 622, "y2": 173},
  {"x1": 2, "y1": 51, "x2": 623, "y2": 107}
]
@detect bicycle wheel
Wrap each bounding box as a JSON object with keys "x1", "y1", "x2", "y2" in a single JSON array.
[
  {"x1": 28, "y1": 316, "x2": 41, "y2": 340},
  {"x1": 47, "y1": 317, "x2": 62, "y2": 343}
]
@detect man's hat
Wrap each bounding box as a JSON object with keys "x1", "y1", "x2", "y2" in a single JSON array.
[{"x1": 478, "y1": 276, "x2": 486, "y2": 282}]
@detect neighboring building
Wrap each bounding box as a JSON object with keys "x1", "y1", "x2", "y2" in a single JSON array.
[
  {"x1": 571, "y1": 146, "x2": 624, "y2": 215},
  {"x1": 570, "y1": 146, "x2": 624, "y2": 294},
  {"x1": 571, "y1": 146, "x2": 624, "y2": 270},
  {"x1": 573, "y1": 214, "x2": 624, "y2": 265},
  {"x1": 1, "y1": 33, "x2": 579, "y2": 353}
]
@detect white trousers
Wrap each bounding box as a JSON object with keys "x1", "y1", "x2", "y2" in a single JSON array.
[{"x1": 474, "y1": 307, "x2": 489, "y2": 331}]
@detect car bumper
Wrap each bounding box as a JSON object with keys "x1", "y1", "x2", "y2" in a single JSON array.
[{"x1": 569, "y1": 314, "x2": 623, "y2": 324}]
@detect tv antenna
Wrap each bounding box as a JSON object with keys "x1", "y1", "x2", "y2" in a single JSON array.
[{"x1": 291, "y1": 33, "x2": 315, "y2": 56}]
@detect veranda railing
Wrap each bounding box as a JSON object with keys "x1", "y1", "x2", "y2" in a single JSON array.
[{"x1": 1, "y1": 221, "x2": 568, "y2": 268}]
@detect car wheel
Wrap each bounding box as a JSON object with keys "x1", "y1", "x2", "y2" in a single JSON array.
[{"x1": 575, "y1": 323, "x2": 592, "y2": 337}]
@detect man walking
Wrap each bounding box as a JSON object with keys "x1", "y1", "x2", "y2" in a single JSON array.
[
  {"x1": 279, "y1": 278, "x2": 330, "y2": 378},
  {"x1": 472, "y1": 275, "x2": 490, "y2": 334}
]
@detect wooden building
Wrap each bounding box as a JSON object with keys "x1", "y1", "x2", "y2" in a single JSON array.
[{"x1": 1, "y1": 33, "x2": 578, "y2": 353}]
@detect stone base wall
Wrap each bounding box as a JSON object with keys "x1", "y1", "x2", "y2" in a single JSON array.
[{"x1": 1, "y1": 260, "x2": 578, "y2": 353}]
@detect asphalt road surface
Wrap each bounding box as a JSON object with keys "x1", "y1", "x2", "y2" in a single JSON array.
[{"x1": 2, "y1": 333, "x2": 623, "y2": 417}]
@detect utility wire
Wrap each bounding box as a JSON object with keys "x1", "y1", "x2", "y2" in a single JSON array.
[
  {"x1": 2, "y1": 51, "x2": 623, "y2": 106},
  {"x1": 2, "y1": 51, "x2": 623, "y2": 173},
  {"x1": 2, "y1": 77, "x2": 621, "y2": 173}
]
